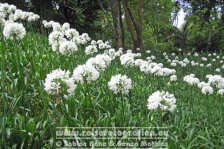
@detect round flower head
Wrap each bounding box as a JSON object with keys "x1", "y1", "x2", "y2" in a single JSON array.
[
  {"x1": 98, "y1": 43, "x2": 106, "y2": 49},
  {"x1": 65, "y1": 29, "x2": 79, "y2": 40},
  {"x1": 52, "y1": 22, "x2": 62, "y2": 32},
  {"x1": 3, "y1": 22, "x2": 26, "y2": 40},
  {"x1": 62, "y1": 22, "x2": 70, "y2": 31},
  {"x1": 201, "y1": 86, "x2": 213, "y2": 95},
  {"x1": 86, "y1": 54, "x2": 111, "y2": 71},
  {"x1": 85, "y1": 45, "x2": 98, "y2": 55},
  {"x1": 170, "y1": 75, "x2": 177, "y2": 82},
  {"x1": 44, "y1": 69, "x2": 76, "y2": 96},
  {"x1": 13, "y1": 9, "x2": 23, "y2": 21},
  {"x1": 82, "y1": 33, "x2": 91, "y2": 41},
  {"x1": 59, "y1": 41, "x2": 78, "y2": 54},
  {"x1": 108, "y1": 74, "x2": 132, "y2": 95},
  {"x1": 72, "y1": 64, "x2": 100, "y2": 84},
  {"x1": 48, "y1": 31, "x2": 64, "y2": 46},
  {"x1": 147, "y1": 91, "x2": 176, "y2": 112}
]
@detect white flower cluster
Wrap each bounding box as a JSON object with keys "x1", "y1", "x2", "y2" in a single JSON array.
[
  {"x1": 72, "y1": 64, "x2": 100, "y2": 84},
  {"x1": 105, "y1": 48, "x2": 123, "y2": 59},
  {"x1": 120, "y1": 51, "x2": 142, "y2": 67},
  {"x1": 3, "y1": 22, "x2": 26, "y2": 40},
  {"x1": 140, "y1": 62, "x2": 176, "y2": 76},
  {"x1": 147, "y1": 91, "x2": 176, "y2": 112},
  {"x1": 119, "y1": 51, "x2": 176, "y2": 78},
  {"x1": 206, "y1": 75, "x2": 224, "y2": 96},
  {"x1": 14, "y1": 10, "x2": 40, "y2": 22},
  {"x1": 86, "y1": 54, "x2": 112, "y2": 71},
  {"x1": 0, "y1": 3, "x2": 39, "y2": 22},
  {"x1": 183, "y1": 74, "x2": 224, "y2": 96},
  {"x1": 43, "y1": 20, "x2": 93, "y2": 54},
  {"x1": 163, "y1": 51, "x2": 224, "y2": 73},
  {"x1": 44, "y1": 69, "x2": 76, "y2": 96},
  {"x1": 85, "y1": 45, "x2": 98, "y2": 55},
  {"x1": 59, "y1": 41, "x2": 78, "y2": 54},
  {"x1": 96, "y1": 40, "x2": 111, "y2": 49},
  {"x1": 44, "y1": 51, "x2": 114, "y2": 96},
  {"x1": 108, "y1": 74, "x2": 132, "y2": 95},
  {"x1": 183, "y1": 74, "x2": 200, "y2": 85},
  {"x1": 170, "y1": 75, "x2": 177, "y2": 82},
  {"x1": 0, "y1": 3, "x2": 40, "y2": 40}
]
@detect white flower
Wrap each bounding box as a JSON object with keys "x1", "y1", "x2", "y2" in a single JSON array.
[
  {"x1": 201, "y1": 86, "x2": 213, "y2": 95},
  {"x1": 170, "y1": 75, "x2": 177, "y2": 82},
  {"x1": 27, "y1": 14, "x2": 40, "y2": 22},
  {"x1": 202, "y1": 57, "x2": 207, "y2": 61},
  {"x1": 86, "y1": 54, "x2": 111, "y2": 71},
  {"x1": 218, "y1": 89, "x2": 224, "y2": 96},
  {"x1": 3, "y1": 22, "x2": 26, "y2": 40},
  {"x1": 59, "y1": 41, "x2": 78, "y2": 54},
  {"x1": 72, "y1": 64, "x2": 100, "y2": 84},
  {"x1": 48, "y1": 31, "x2": 64, "y2": 46},
  {"x1": 85, "y1": 45, "x2": 98, "y2": 55},
  {"x1": 120, "y1": 53, "x2": 135, "y2": 67},
  {"x1": 216, "y1": 68, "x2": 221, "y2": 72},
  {"x1": 179, "y1": 61, "x2": 187, "y2": 67},
  {"x1": 97, "y1": 40, "x2": 103, "y2": 44},
  {"x1": 44, "y1": 69, "x2": 76, "y2": 95},
  {"x1": 206, "y1": 63, "x2": 212, "y2": 67},
  {"x1": 194, "y1": 53, "x2": 199, "y2": 56},
  {"x1": 98, "y1": 43, "x2": 106, "y2": 49},
  {"x1": 146, "y1": 50, "x2": 151, "y2": 54},
  {"x1": 197, "y1": 82, "x2": 210, "y2": 89},
  {"x1": 135, "y1": 59, "x2": 145, "y2": 67},
  {"x1": 108, "y1": 74, "x2": 132, "y2": 95},
  {"x1": 171, "y1": 62, "x2": 177, "y2": 67},
  {"x1": 62, "y1": 23, "x2": 70, "y2": 31},
  {"x1": 65, "y1": 29, "x2": 79, "y2": 40},
  {"x1": 183, "y1": 74, "x2": 200, "y2": 85},
  {"x1": 200, "y1": 64, "x2": 204, "y2": 67},
  {"x1": 108, "y1": 48, "x2": 116, "y2": 58},
  {"x1": 82, "y1": 33, "x2": 91, "y2": 41},
  {"x1": 91, "y1": 40, "x2": 97, "y2": 45},
  {"x1": 207, "y1": 75, "x2": 224, "y2": 89},
  {"x1": 52, "y1": 22, "x2": 62, "y2": 32},
  {"x1": 147, "y1": 91, "x2": 176, "y2": 112}
]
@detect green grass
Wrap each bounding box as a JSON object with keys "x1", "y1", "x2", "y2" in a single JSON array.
[{"x1": 0, "y1": 31, "x2": 224, "y2": 148}]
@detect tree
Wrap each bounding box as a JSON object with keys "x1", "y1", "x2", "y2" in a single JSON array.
[
  {"x1": 109, "y1": 0, "x2": 124, "y2": 49},
  {"x1": 31, "y1": 0, "x2": 54, "y2": 20},
  {"x1": 180, "y1": 0, "x2": 224, "y2": 51},
  {"x1": 122, "y1": 0, "x2": 143, "y2": 51}
]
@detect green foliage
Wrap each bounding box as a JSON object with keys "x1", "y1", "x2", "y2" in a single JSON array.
[
  {"x1": 1, "y1": 28, "x2": 224, "y2": 148},
  {"x1": 142, "y1": 0, "x2": 177, "y2": 51},
  {"x1": 181, "y1": 0, "x2": 224, "y2": 51}
]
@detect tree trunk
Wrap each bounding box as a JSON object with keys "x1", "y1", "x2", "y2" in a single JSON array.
[
  {"x1": 122, "y1": 0, "x2": 143, "y2": 51},
  {"x1": 110, "y1": 0, "x2": 124, "y2": 49}
]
